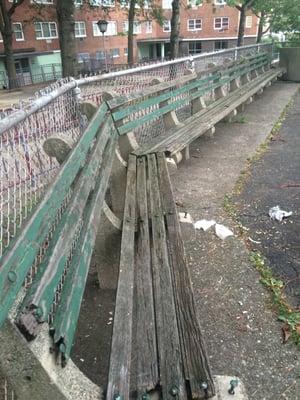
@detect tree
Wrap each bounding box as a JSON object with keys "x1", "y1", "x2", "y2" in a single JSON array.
[
  {"x1": 170, "y1": 0, "x2": 180, "y2": 59},
  {"x1": 227, "y1": 0, "x2": 257, "y2": 47},
  {"x1": 0, "y1": 0, "x2": 25, "y2": 89},
  {"x1": 127, "y1": 0, "x2": 137, "y2": 65},
  {"x1": 56, "y1": 0, "x2": 78, "y2": 77}
]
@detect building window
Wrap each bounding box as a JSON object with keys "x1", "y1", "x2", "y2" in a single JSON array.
[
  {"x1": 75, "y1": 21, "x2": 86, "y2": 38},
  {"x1": 123, "y1": 21, "x2": 142, "y2": 34},
  {"x1": 110, "y1": 48, "x2": 120, "y2": 58},
  {"x1": 74, "y1": 0, "x2": 83, "y2": 6},
  {"x1": 77, "y1": 53, "x2": 90, "y2": 62},
  {"x1": 96, "y1": 51, "x2": 105, "y2": 60},
  {"x1": 145, "y1": 20, "x2": 152, "y2": 33},
  {"x1": 214, "y1": 17, "x2": 229, "y2": 30},
  {"x1": 214, "y1": 40, "x2": 228, "y2": 50},
  {"x1": 215, "y1": 0, "x2": 226, "y2": 5},
  {"x1": 163, "y1": 20, "x2": 171, "y2": 32},
  {"x1": 162, "y1": 0, "x2": 172, "y2": 9},
  {"x1": 189, "y1": 41, "x2": 202, "y2": 54},
  {"x1": 188, "y1": 19, "x2": 202, "y2": 31},
  {"x1": 34, "y1": 22, "x2": 58, "y2": 39},
  {"x1": 89, "y1": 0, "x2": 115, "y2": 5},
  {"x1": 124, "y1": 48, "x2": 128, "y2": 55},
  {"x1": 93, "y1": 21, "x2": 117, "y2": 36},
  {"x1": 245, "y1": 16, "x2": 252, "y2": 28},
  {"x1": 13, "y1": 23, "x2": 24, "y2": 41},
  {"x1": 187, "y1": 0, "x2": 203, "y2": 7}
]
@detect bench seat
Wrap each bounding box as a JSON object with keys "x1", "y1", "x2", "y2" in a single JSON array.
[
  {"x1": 107, "y1": 153, "x2": 215, "y2": 400},
  {"x1": 134, "y1": 67, "x2": 283, "y2": 157}
]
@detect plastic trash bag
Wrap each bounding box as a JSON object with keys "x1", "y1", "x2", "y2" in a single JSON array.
[
  {"x1": 269, "y1": 206, "x2": 293, "y2": 222},
  {"x1": 215, "y1": 223, "x2": 234, "y2": 240},
  {"x1": 194, "y1": 219, "x2": 216, "y2": 231}
]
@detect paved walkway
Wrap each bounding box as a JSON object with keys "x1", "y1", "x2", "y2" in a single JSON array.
[{"x1": 172, "y1": 81, "x2": 300, "y2": 400}]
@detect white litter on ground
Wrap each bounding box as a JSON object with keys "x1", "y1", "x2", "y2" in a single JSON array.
[
  {"x1": 269, "y1": 205, "x2": 293, "y2": 222},
  {"x1": 215, "y1": 223, "x2": 234, "y2": 240},
  {"x1": 194, "y1": 219, "x2": 216, "y2": 231}
]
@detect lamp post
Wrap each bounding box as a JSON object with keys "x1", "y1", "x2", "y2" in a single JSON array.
[{"x1": 97, "y1": 20, "x2": 108, "y2": 73}]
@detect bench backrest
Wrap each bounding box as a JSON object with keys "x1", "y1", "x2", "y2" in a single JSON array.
[
  {"x1": 0, "y1": 102, "x2": 118, "y2": 365},
  {"x1": 108, "y1": 52, "x2": 270, "y2": 136}
]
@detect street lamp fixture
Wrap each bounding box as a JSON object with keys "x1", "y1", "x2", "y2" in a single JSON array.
[{"x1": 97, "y1": 20, "x2": 108, "y2": 72}]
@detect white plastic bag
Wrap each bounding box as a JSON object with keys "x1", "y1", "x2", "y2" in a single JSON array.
[{"x1": 269, "y1": 206, "x2": 292, "y2": 222}]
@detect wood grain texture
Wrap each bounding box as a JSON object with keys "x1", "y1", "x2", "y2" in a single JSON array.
[
  {"x1": 0, "y1": 103, "x2": 108, "y2": 328},
  {"x1": 107, "y1": 154, "x2": 137, "y2": 400},
  {"x1": 147, "y1": 154, "x2": 187, "y2": 400},
  {"x1": 134, "y1": 156, "x2": 159, "y2": 394},
  {"x1": 157, "y1": 153, "x2": 215, "y2": 399}
]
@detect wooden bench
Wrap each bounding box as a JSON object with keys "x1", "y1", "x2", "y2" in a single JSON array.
[
  {"x1": 107, "y1": 152, "x2": 214, "y2": 399},
  {"x1": 0, "y1": 103, "x2": 118, "y2": 399},
  {"x1": 0, "y1": 99, "x2": 214, "y2": 398},
  {"x1": 108, "y1": 53, "x2": 284, "y2": 161}
]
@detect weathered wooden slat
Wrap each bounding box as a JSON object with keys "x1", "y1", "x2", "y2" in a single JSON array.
[
  {"x1": 135, "y1": 68, "x2": 281, "y2": 156},
  {"x1": 112, "y1": 74, "x2": 218, "y2": 122},
  {"x1": 106, "y1": 154, "x2": 137, "y2": 400},
  {"x1": 52, "y1": 132, "x2": 118, "y2": 365},
  {"x1": 0, "y1": 103, "x2": 108, "y2": 328},
  {"x1": 157, "y1": 153, "x2": 215, "y2": 399},
  {"x1": 18, "y1": 116, "x2": 114, "y2": 331},
  {"x1": 147, "y1": 154, "x2": 187, "y2": 400},
  {"x1": 108, "y1": 73, "x2": 196, "y2": 111},
  {"x1": 134, "y1": 156, "x2": 159, "y2": 395}
]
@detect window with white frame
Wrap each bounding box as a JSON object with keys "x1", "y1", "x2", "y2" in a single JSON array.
[
  {"x1": 13, "y1": 23, "x2": 24, "y2": 41},
  {"x1": 162, "y1": 0, "x2": 172, "y2": 9},
  {"x1": 34, "y1": 22, "x2": 58, "y2": 39},
  {"x1": 188, "y1": 41, "x2": 202, "y2": 54},
  {"x1": 124, "y1": 47, "x2": 128, "y2": 55},
  {"x1": 145, "y1": 20, "x2": 152, "y2": 33},
  {"x1": 74, "y1": 0, "x2": 83, "y2": 6},
  {"x1": 110, "y1": 48, "x2": 120, "y2": 58},
  {"x1": 245, "y1": 16, "x2": 252, "y2": 28},
  {"x1": 188, "y1": 0, "x2": 203, "y2": 8},
  {"x1": 123, "y1": 21, "x2": 142, "y2": 34},
  {"x1": 93, "y1": 21, "x2": 117, "y2": 36},
  {"x1": 214, "y1": 17, "x2": 229, "y2": 29},
  {"x1": 163, "y1": 20, "x2": 171, "y2": 32},
  {"x1": 215, "y1": 0, "x2": 226, "y2": 5},
  {"x1": 75, "y1": 21, "x2": 86, "y2": 37},
  {"x1": 0, "y1": 32, "x2": 3, "y2": 42},
  {"x1": 188, "y1": 19, "x2": 202, "y2": 31}
]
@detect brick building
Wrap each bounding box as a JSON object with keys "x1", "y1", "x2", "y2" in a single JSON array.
[{"x1": 0, "y1": 0, "x2": 259, "y2": 85}]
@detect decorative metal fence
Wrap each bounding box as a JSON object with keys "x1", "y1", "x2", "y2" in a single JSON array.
[{"x1": 0, "y1": 42, "x2": 273, "y2": 400}]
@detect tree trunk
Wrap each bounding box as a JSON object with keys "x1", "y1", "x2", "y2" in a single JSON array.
[
  {"x1": 127, "y1": 0, "x2": 136, "y2": 66},
  {"x1": 237, "y1": 4, "x2": 246, "y2": 47},
  {"x1": 256, "y1": 11, "x2": 265, "y2": 43},
  {"x1": 170, "y1": 0, "x2": 180, "y2": 59},
  {"x1": 2, "y1": 29, "x2": 17, "y2": 89},
  {"x1": 56, "y1": 0, "x2": 77, "y2": 78}
]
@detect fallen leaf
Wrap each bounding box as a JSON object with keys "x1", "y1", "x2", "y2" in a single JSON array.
[{"x1": 282, "y1": 324, "x2": 291, "y2": 344}]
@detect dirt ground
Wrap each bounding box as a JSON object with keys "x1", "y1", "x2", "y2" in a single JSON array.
[{"x1": 71, "y1": 81, "x2": 300, "y2": 400}]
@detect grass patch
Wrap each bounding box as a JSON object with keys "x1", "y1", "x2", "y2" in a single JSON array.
[
  {"x1": 250, "y1": 251, "x2": 300, "y2": 345},
  {"x1": 232, "y1": 115, "x2": 248, "y2": 124}
]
